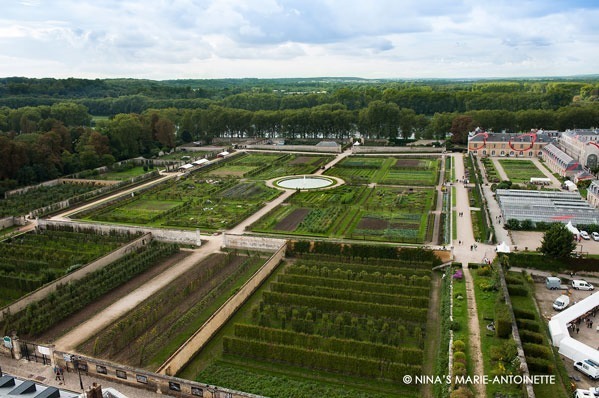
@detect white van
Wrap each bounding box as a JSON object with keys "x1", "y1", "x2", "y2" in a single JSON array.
[
  {"x1": 552, "y1": 295, "x2": 570, "y2": 311},
  {"x1": 572, "y1": 280, "x2": 595, "y2": 291},
  {"x1": 574, "y1": 360, "x2": 599, "y2": 380},
  {"x1": 574, "y1": 389, "x2": 593, "y2": 398}
]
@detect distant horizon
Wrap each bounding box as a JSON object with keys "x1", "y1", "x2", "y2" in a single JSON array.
[
  {"x1": 2, "y1": 1, "x2": 599, "y2": 80},
  {"x1": 2, "y1": 74, "x2": 599, "y2": 83}
]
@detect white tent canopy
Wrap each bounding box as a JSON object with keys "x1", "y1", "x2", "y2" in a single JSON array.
[
  {"x1": 549, "y1": 291, "x2": 599, "y2": 362},
  {"x1": 496, "y1": 241, "x2": 511, "y2": 253},
  {"x1": 566, "y1": 221, "x2": 580, "y2": 235}
]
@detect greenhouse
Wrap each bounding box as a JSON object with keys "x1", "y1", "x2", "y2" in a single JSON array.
[{"x1": 497, "y1": 189, "x2": 599, "y2": 226}]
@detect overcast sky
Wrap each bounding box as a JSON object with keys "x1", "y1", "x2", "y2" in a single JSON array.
[{"x1": 1, "y1": 0, "x2": 598, "y2": 80}]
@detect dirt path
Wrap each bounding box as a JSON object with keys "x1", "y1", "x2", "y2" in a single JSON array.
[
  {"x1": 422, "y1": 272, "x2": 441, "y2": 398},
  {"x1": 491, "y1": 158, "x2": 509, "y2": 181},
  {"x1": 452, "y1": 154, "x2": 487, "y2": 397},
  {"x1": 53, "y1": 239, "x2": 221, "y2": 352}
]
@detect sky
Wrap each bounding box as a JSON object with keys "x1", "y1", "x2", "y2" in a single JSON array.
[{"x1": 1, "y1": 0, "x2": 598, "y2": 80}]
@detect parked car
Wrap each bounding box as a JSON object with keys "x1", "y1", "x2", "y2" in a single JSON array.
[
  {"x1": 574, "y1": 360, "x2": 599, "y2": 380},
  {"x1": 575, "y1": 389, "x2": 594, "y2": 398},
  {"x1": 592, "y1": 232, "x2": 599, "y2": 241},
  {"x1": 581, "y1": 231, "x2": 591, "y2": 240},
  {"x1": 572, "y1": 279, "x2": 595, "y2": 291},
  {"x1": 552, "y1": 295, "x2": 570, "y2": 311}
]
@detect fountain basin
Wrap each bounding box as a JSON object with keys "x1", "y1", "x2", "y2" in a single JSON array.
[{"x1": 274, "y1": 176, "x2": 336, "y2": 190}]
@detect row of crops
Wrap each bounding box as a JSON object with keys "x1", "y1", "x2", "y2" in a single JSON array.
[
  {"x1": 79, "y1": 252, "x2": 267, "y2": 369},
  {"x1": 0, "y1": 183, "x2": 99, "y2": 218},
  {"x1": 0, "y1": 229, "x2": 140, "y2": 306},
  {"x1": 1, "y1": 241, "x2": 179, "y2": 337},
  {"x1": 191, "y1": 251, "x2": 433, "y2": 397}
]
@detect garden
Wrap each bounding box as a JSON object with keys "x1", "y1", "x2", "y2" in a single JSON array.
[
  {"x1": 505, "y1": 270, "x2": 571, "y2": 398},
  {"x1": 78, "y1": 175, "x2": 281, "y2": 231},
  {"x1": 1, "y1": 240, "x2": 179, "y2": 337},
  {"x1": 0, "y1": 182, "x2": 99, "y2": 218},
  {"x1": 0, "y1": 227, "x2": 141, "y2": 307},
  {"x1": 497, "y1": 159, "x2": 546, "y2": 184},
  {"x1": 179, "y1": 242, "x2": 438, "y2": 398},
  {"x1": 326, "y1": 156, "x2": 440, "y2": 186},
  {"x1": 78, "y1": 251, "x2": 268, "y2": 369},
  {"x1": 251, "y1": 185, "x2": 435, "y2": 243},
  {"x1": 206, "y1": 152, "x2": 331, "y2": 180}
]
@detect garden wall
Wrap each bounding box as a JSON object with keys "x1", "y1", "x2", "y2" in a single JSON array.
[
  {"x1": 37, "y1": 219, "x2": 202, "y2": 246},
  {"x1": 352, "y1": 146, "x2": 443, "y2": 154},
  {"x1": 245, "y1": 144, "x2": 342, "y2": 153},
  {"x1": 0, "y1": 232, "x2": 152, "y2": 322},
  {"x1": 50, "y1": 350, "x2": 262, "y2": 398},
  {"x1": 222, "y1": 234, "x2": 286, "y2": 252},
  {"x1": 156, "y1": 242, "x2": 286, "y2": 377},
  {"x1": 0, "y1": 216, "x2": 26, "y2": 229}
]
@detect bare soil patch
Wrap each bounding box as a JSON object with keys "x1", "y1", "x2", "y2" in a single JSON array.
[
  {"x1": 275, "y1": 208, "x2": 309, "y2": 231},
  {"x1": 289, "y1": 156, "x2": 312, "y2": 165},
  {"x1": 357, "y1": 217, "x2": 388, "y2": 230},
  {"x1": 36, "y1": 250, "x2": 192, "y2": 343},
  {"x1": 394, "y1": 159, "x2": 423, "y2": 168},
  {"x1": 209, "y1": 169, "x2": 247, "y2": 177}
]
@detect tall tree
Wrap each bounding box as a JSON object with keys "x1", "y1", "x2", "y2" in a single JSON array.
[{"x1": 540, "y1": 223, "x2": 577, "y2": 258}]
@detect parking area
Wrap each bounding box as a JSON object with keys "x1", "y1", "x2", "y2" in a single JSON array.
[
  {"x1": 533, "y1": 280, "x2": 598, "y2": 390},
  {"x1": 511, "y1": 231, "x2": 599, "y2": 256}
]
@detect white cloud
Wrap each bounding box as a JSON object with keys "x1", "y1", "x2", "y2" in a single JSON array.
[{"x1": 0, "y1": 0, "x2": 597, "y2": 79}]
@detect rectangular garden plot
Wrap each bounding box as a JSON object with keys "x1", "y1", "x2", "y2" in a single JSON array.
[
  {"x1": 79, "y1": 176, "x2": 281, "y2": 231},
  {"x1": 326, "y1": 156, "x2": 440, "y2": 186},
  {"x1": 180, "y1": 250, "x2": 434, "y2": 398},
  {"x1": 77, "y1": 252, "x2": 268, "y2": 370},
  {"x1": 0, "y1": 228, "x2": 141, "y2": 307},
  {"x1": 497, "y1": 159, "x2": 546, "y2": 184},
  {"x1": 251, "y1": 185, "x2": 435, "y2": 243}
]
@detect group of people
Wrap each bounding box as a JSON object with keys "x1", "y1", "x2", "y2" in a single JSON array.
[{"x1": 570, "y1": 308, "x2": 598, "y2": 335}]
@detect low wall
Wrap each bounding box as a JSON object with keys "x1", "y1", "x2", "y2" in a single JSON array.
[
  {"x1": 37, "y1": 219, "x2": 202, "y2": 246},
  {"x1": 352, "y1": 146, "x2": 443, "y2": 153},
  {"x1": 222, "y1": 234, "x2": 287, "y2": 252},
  {"x1": 0, "y1": 216, "x2": 26, "y2": 230},
  {"x1": 157, "y1": 242, "x2": 286, "y2": 376},
  {"x1": 0, "y1": 232, "x2": 152, "y2": 321},
  {"x1": 51, "y1": 351, "x2": 263, "y2": 398},
  {"x1": 245, "y1": 144, "x2": 342, "y2": 153}
]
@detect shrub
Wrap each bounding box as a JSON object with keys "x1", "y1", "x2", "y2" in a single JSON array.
[
  {"x1": 527, "y1": 357, "x2": 554, "y2": 374},
  {"x1": 495, "y1": 302, "x2": 512, "y2": 338},
  {"x1": 453, "y1": 340, "x2": 465, "y2": 352},
  {"x1": 513, "y1": 308, "x2": 536, "y2": 320},
  {"x1": 450, "y1": 386, "x2": 474, "y2": 398},
  {"x1": 450, "y1": 321, "x2": 461, "y2": 331},
  {"x1": 519, "y1": 330, "x2": 544, "y2": 344},
  {"x1": 523, "y1": 343, "x2": 552, "y2": 360},
  {"x1": 453, "y1": 351, "x2": 467, "y2": 364},
  {"x1": 507, "y1": 285, "x2": 528, "y2": 297},
  {"x1": 517, "y1": 319, "x2": 541, "y2": 333}
]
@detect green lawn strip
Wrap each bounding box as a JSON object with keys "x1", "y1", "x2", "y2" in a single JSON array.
[
  {"x1": 145, "y1": 257, "x2": 267, "y2": 369},
  {"x1": 94, "y1": 166, "x2": 149, "y2": 180},
  {"x1": 498, "y1": 159, "x2": 546, "y2": 184},
  {"x1": 471, "y1": 270, "x2": 522, "y2": 397}
]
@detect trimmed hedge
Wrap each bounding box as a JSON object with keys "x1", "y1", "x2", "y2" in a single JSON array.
[
  {"x1": 513, "y1": 308, "x2": 536, "y2": 320},
  {"x1": 507, "y1": 285, "x2": 529, "y2": 297},
  {"x1": 517, "y1": 319, "x2": 541, "y2": 333},
  {"x1": 519, "y1": 330, "x2": 544, "y2": 344},
  {"x1": 523, "y1": 343, "x2": 552, "y2": 360},
  {"x1": 508, "y1": 252, "x2": 599, "y2": 273}
]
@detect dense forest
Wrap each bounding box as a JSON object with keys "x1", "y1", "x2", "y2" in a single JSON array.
[{"x1": 1, "y1": 77, "x2": 598, "y2": 194}]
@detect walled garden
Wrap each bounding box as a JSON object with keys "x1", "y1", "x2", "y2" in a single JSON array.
[
  {"x1": 0, "y1": 228, "x2": 141, "y2": 306},
  {"x1": 179, "y1": 243, "x2": 438, "y2": 398},
  {"x1": 497, "y1": 159, "x2": 546, "y2": 184},
  {"x1": 78, "y1": 251, "x2": 268, "y2": 370},
  {"x1": 251, "y1": 185, "x2": 435, "y2": 243}
]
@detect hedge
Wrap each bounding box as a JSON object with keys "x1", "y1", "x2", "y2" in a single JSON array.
[
  {"x1": 517, "y1": 319, "x2": 541, "y2": 333},
  {"x1": 507, "y1": 285, "x2": 529, "y2": 297},
  {"x1": 223, "y1": 336, "x2": 421, "y2": 382},
  {"x1": 513, "y1": 308, "x2": 536, "y2": 321},
  {"x1": 519, "y1": 330, "x2": 544, "y2": 345},
  {"x1": 523, "y1": 343, "x2": 552, "y2": 360}
]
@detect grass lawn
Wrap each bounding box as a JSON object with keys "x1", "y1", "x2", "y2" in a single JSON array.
[
  {"x1": 93, "y1": 166, "x2": 150, "y2": 180},
  {"x1": 498, "y1": 159, "x2": 546, "y2": 184}
]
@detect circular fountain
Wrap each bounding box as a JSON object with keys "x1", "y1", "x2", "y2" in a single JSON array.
[{"x1": 273, "y1": 175, "x2": 341, "y2": 190}]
